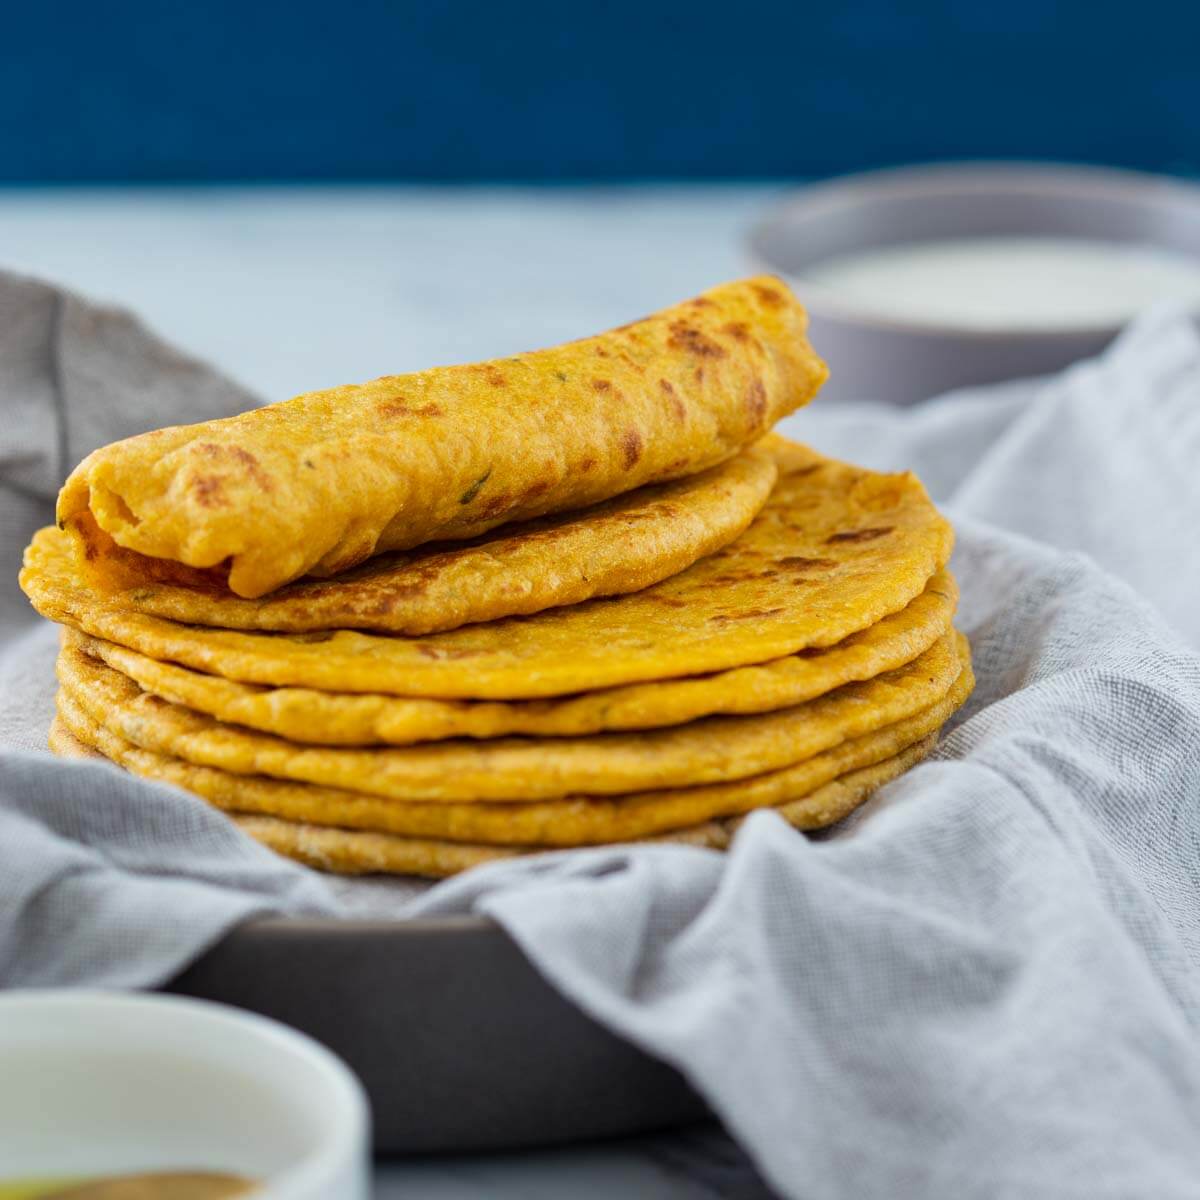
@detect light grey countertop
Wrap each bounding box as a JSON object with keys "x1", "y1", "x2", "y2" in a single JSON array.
[
  {"x1": 0, "y1": 184, "x2": 786, "y2": 1197},
  {"x1": 375, "y1": 1126, "x2": 776, "y2": 1198}
]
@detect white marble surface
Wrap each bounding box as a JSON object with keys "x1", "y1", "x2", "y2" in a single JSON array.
[
  {"x1": 0, "y1": 185, "x2": 774, "y2": 403},
  {"x1": 0, "y1": 185, "x2": 785, "y2": 1196}
]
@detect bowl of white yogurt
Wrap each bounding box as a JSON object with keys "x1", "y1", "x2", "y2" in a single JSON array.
[
  {"x1": 748, "y1": 162, "x2": 1200, "y2": 403},
  {"x1": 0, "y1": 991, "x2": 370, "y2": 1199}
]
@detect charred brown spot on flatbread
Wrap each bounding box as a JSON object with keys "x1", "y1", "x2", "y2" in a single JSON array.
[
  {"x1": 752, "y1": 282, "x2": 786, "y2": 308},
  {"x1": 377, "y1": 399, "x2": 444, "y2": 418},
  {"x1": 191, "y1": 476, "x2": 229, "y2": 508},
  {"x1": 668, "y1": 322, "x2": 727, "y2": 359},
  {"x1": 779, "y1": 556, "x2": 837, "y2": 571},
  {"x1": 826, "y1": 527, "x2": 894, "y2": 545},
  {"x1": 479, "y1": 492, "x2": 514, "y2": 519},
  {"x1": 190, "y1": 444, "x2": 275, "y2": 500},
  {"x1": 415, "y1": 645, "x2": 481, "y2": 661},
  {"x1": 660, "y1": 378, "x2": 687, "y2": 422},
  {"x1": 744, "y1": 378, "x2": 767, "y2": 425},
  {"x1": 520, "y1": 478, "x2": 554, "y2": 502},
  {"x1": 645, "y1": 456, "x2": 689, "y2": 483},
  {"x1": 709, "y1": 607, "x2": 787, "y2": 623}
]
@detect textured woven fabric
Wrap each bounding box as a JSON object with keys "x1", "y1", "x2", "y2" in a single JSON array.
[
  {"x1": 3, "y1": 271, "x2": 1200, "y2": 1197},
  {"x1": 0, "y1": 271, "x2": 334, "y2": 984}
]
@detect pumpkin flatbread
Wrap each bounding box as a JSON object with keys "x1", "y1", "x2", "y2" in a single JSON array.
[
  {"x1": 62, "y1": 570, "x2": 956, "y2": 744},
  {"x1": 236, "y1": 736, "x2": 941, "y2": 874},
  {"x1": 57, "y1": 632, "x2": 964, "y2": 802},
  {"x1": 57, "y1": 277, "x2": 826, "y2": 598},
  {"x1": 25, "y1": 441, "x2": 954, "y2": 699},
  {"x1": 53, "y1": 652, "x2": 968, "y2": 848},
  {"x1": 63, "y1": 446, "x2": 777, "y2": 635},
  {"x1": 50, "y1": 712, "x2": 940, "y2": 874}
]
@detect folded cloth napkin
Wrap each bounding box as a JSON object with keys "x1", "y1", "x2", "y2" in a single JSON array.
[{"x1": 3, "y1": 269, "x2": 1200, "y2": 1198}]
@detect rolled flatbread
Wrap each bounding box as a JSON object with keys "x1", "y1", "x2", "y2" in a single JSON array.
[{"x1": 57, "y1": 275, "x2": 826, "y2": 597}]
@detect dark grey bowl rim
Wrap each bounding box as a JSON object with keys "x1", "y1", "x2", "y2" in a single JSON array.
[
  {"x1": 243, "y1": 912, "x2": 487, "y2": 934},
  {"x1": 746, "y1": 160, "x2": 1200, "y2": 342}
]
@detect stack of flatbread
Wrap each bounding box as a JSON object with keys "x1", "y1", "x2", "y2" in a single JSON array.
[{"x1": 21, "y1": 277, "x2": 971, "y2": 877}]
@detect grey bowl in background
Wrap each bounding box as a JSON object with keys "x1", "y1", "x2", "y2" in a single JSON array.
[{"x1": 747, "y1": 162, "x2": 1200, "y2": 404}]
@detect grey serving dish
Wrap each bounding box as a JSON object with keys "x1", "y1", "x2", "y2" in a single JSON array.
[
  {"x1": 165, "y1": 915, "x2": 708, "y2": 1153},
  {"x1": 748, "y1": 161, "x2": 1200, "y2": 403}
]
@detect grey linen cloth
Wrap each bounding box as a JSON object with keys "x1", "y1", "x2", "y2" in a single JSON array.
[{"x1": 3, "y1": 269, "x2": 1200, "y2": 1197}]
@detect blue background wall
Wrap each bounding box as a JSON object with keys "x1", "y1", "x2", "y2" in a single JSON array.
[{"x1": 3, "y1": 0, "x2": 1197, "y2": 183}]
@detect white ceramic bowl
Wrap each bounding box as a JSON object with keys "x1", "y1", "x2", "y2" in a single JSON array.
[
  {"x1": 748, "y1": 161, "x2": 1200, "y2": 403},
  {"x1": 0, "y1": 991, "x2": 370, "y2": 1198}
]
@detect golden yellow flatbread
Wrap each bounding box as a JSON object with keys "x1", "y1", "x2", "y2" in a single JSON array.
[
  {"x1": 57, "y1": 631, "x2": 963, "y2": 802},
  {"x1": 53, "y1": 650, "x2": 967, "y2": 850},
  {"x1": 50, "y1": 714, "x2": 938, "y2": 873},
  {"x1": 228, "y1": 738, "x2": 938, "y2": 875},
  {"x1": 57, "y1": 277, "x2": 827, "y2": 598},
  {"x1": 64, "y1": 447, "x2": 777, "y2": 635},
  {"x1": 62, "y1": 570, "x2": 956, "y2": 744},
  {"x1": 26, "y1": 441, "x2": 954, "y2": 699}
]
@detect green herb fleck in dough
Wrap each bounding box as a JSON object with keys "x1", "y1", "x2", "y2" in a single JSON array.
[{"x1": 459, "y1": 467, "x2": 493, "y2": 505}]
